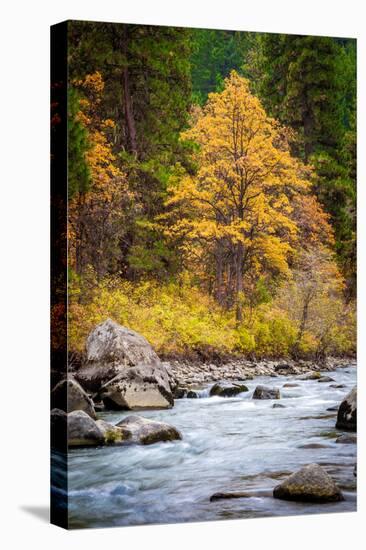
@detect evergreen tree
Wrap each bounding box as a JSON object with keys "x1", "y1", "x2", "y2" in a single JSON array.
[
  {"x1": 67, "y1": 88, "x2": 91, "y2": 198},
  {"x1": 190, "y1": 29, "x2": 252, "y2": 104},
  {"x1": 251, "y1": 33, "x2": 356, "y2": 294}
]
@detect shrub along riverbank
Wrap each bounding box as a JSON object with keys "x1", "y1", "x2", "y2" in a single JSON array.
[{"x1": 66, "y1": 275, "x2": 356, "y2": 362}]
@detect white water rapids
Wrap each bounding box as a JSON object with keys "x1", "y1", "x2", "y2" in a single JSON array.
[{"x1": 66, "y1": 365, "x2": 357, "y2": 528}]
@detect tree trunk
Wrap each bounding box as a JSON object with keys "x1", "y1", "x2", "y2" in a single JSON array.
[
  {"x1": 235, "y1": 242, "x2": 244, "y2": 322},
  {"x1": 121, "y1": 28, "x2": 138, "y2": 156},
  {"x1": 302, "y1": 95, "x2": 313, "y2": 162},
  {"x1": 215, "y1": 242, "x2": 224, "y2": 304}
]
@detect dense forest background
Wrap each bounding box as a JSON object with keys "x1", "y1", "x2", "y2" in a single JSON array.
[{"x1": 63, "y1": 22, "x2": 356, "y2": 361}]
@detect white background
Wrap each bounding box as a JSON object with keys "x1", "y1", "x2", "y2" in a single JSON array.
[{"x1": 1, "y1": 0, "x2": 365, "y2": 548}]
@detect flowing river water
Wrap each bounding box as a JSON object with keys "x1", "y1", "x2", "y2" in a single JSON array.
[{"x1": 67, "y1": 364, "x2": 357, "y2": 528}]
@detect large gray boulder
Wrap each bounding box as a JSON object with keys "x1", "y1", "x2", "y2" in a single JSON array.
[
  {"x1": 210, "y1": 382, "x2": 249, "y2": 397},
  {"x1": 99, "y1": 364, "x2": 174, "y2": 410},
  {"x1": 273, "y1": 463, "x2": 343, "y2": 502},
  {"x1": 75, "y1": 320, "x2": 175, "y2": 412},
  {"x1": 116, "y1": 415, "x2": 182, "y2": 445},
  {"x1": 336, "y1": 387, "x2": 357, "y2": 431},
  {"x1": 51, "y1": 378, "x2": 96, "y2": 419},
  {"x1": 86, "y1": 319, "x2": 160, "y2": 367},
  {"x1": 67, "y1": 410, "x2": 104, "y2": 447},
  {"x1": 252, "y1": 385, "x2": 280, "y2": 400},
  {"x1": 75, "y1": 363, "x2": 127, "y2": 394}
]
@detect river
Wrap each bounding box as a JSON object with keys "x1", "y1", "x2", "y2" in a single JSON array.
[{"x1": 67, "y1": 364, "x2": 357, "y2": 528}]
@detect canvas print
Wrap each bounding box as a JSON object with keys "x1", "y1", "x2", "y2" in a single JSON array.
[{"x1": 50, "y1": 20, "x2": 357, "y2": 529}]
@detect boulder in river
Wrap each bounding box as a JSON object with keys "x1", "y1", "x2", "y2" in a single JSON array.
[
  {"x1": 51, "y1": 378, "x2": 96, "y2": 419},
  {"x1": 95, "y1": 419, "x2": 130, "y2": 444},
  {"x1": 336, "y1": 386, "x2": 357, "y2": 432},
  {"x1": 99, "y1": 364, "x2": 174, "y2": 410},
  {"x1": 273, "y1": 463, "x2": 344, "y2": 502},
  {"x1": 186, "y1": 390, "x2": 199, "y2": 398},
  {"x1": 116, "y1": 415, "x2": 182, "y2": 445},
  {"x1": 86, "y1": 318, "x2": 160, "y2": 367},
  {"x1": 174, "y1": 387, "x2": 188, "y2": 399},
  {"x1": 210, "y1": 382, "x2": 249, "y2": 397},
  {"x1": 283, "y1": 383, "x2": 300, "y2": 388},
  {"x1": 272, "y1": 403, "x2": 286, "y2": 409},
  {"x1": 318, "y1": 376, "x2": 335, "y2": 383},
  {"x1": 253, "y1": 385, "x2": 280, "y2": 400},
  {"x1": 67, "y1": 410, "x2": 104, "y2": 447}
]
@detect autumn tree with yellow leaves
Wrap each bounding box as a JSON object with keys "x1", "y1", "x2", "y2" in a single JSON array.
[{"x1": 166, "y1": 72, "x2": 316, "y2": 321}]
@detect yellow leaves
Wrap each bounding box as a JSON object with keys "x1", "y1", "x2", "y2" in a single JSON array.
[
  {"x1": 74, "y1": 71, "x2": 105, "y2": 96},
  {"x1": 102, "y1": 118, "x2": 116, "y2": 129},
  {"x1": 68, "y1": 73, "x2": 131, "y2": 272},
  {"x1": 167, "y1": 72, "x2": 314, "y2": 278},
  {"x1": 70, "y1": 72, "x2": 126, "y2": 200}
]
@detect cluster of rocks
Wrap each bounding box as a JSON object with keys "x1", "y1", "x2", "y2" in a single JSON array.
[
  {"x1": 51, "y1": 408, "x2": 181, "y2": 448},
  {"x1": 166, "y1": 357, "x2": 352, "y2": 390},
  {"x1": 51, "y1": 319, "x2": 182, "y2": 449},
  {"x1": 51, "y1": 318, "x2": 357, "y2": 505}
]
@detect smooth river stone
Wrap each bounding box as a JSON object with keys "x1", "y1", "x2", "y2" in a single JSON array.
[{"x1": 273, "y1": 463, "x2": 344, "y2": 502}]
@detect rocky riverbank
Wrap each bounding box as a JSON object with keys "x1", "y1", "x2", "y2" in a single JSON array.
[
  {"x1": 164, "y1": 356, "x2": 354, "y2": 391},
  {"x1": 51, "y1": 319, "x2": 357, "y2": 527}
]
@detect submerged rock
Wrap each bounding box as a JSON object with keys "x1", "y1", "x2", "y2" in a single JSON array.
[
  {"x1": 116, "y1": 415, "x2": 182, "y2": 445},
  {"x1": 336, "y1": 387, "x2": 357, "y2": 432},
  {"x1": 272, "y1": 403, "x2": 286, "y2": 409},
  {"x1": 273, "y1": 463, "x2": 343, "y2": 502},
  {"x1": 99, "y1": 364, "x2": 174, "y2": 410},
  {"x1": 210, "y1": 489, "x2": 272, "y2": 501},
  {"x1": 210, "y1": 491, "x2": 252, "y2": 502},
  {"x1": 67, "y1": 410, "x2": 104, "y2": 447},
  {"x1": 51, "y1": 378, "x2": 96, "y2": 419},
  {"x1": 283, "y1": 383, "x2": 300, "y2": 388},
  {"x1": 298, "y1": 443, "x2": 330, "y2": 449},
  {"x1": 335, "y1": 434, "x2": 357, "y2": 444},
  {"x1": 210, "y1": 382, "x2": 249, "y2": 397},
  {"x1": 296, "y1": 371, "x2": 322, "y2": 381},
  {"x1": 253, "y1": 385, "x2": 280, "y2": 400},
  {"x1": 318, "y1": 376, "x2": 335, "y2": 383}
]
